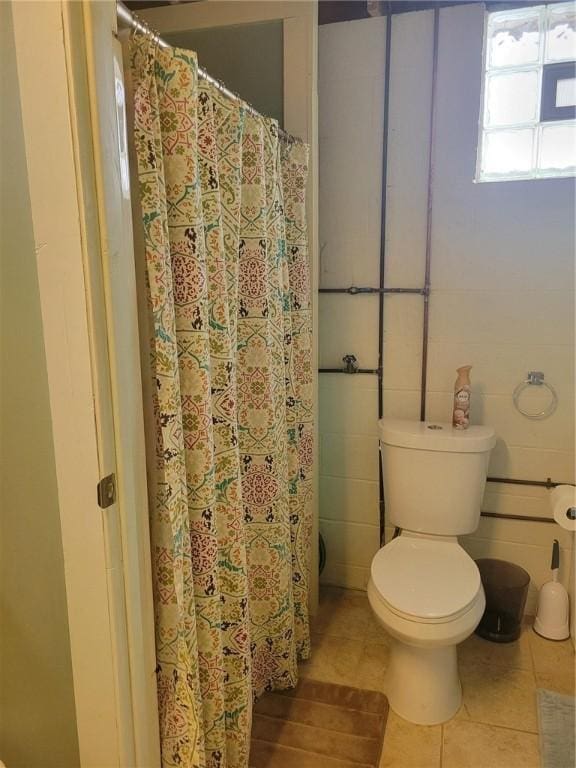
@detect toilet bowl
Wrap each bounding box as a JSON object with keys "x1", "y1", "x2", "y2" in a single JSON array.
[
  {"x1": 369, "y1": 419, "x2": 496, "y2": 725},
  {"x1": 368, "y1": 532, "x2": 485, "y2": 724}
]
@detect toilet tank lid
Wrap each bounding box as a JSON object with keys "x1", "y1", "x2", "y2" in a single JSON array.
[{"x1": 379, "y1": 419, "x2": 496, "y2": 453}]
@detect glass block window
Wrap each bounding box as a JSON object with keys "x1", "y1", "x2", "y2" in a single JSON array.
[{"x1": 477, "y1": 3, "x2": 576, "y2": 182}]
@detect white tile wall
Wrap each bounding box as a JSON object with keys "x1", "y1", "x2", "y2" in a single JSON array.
[
  {"x1": 321, "y1": 433, "x2": 380, "y2": 482},
  {"x1": 318, "y1": 18, "x2": 387, "y2": 590},
  {"x1": 318, "y1": 7, "x2": 575, "y2": 610},
  {"x1": 319, "y1": 382, "x2": 379, "y2": 436},
  {"x1": 320, "y1": 475, "x2": 379, "y2": 525},
  {"x1": 319, "y1": 295, "x2": 380, "y2": 369},
  {"x1": 385, "y1": 10, "x2": 434, "y2": 290},
  {"x1": 428, "y1": 291, "x2": 574, "y2": 347}
]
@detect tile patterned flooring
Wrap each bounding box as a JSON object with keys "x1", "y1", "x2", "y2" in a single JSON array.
[{"x1": 299, "y1": 586, "x2": 575, "y2": 768}]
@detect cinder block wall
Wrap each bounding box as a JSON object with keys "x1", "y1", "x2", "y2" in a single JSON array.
[{"x1": 318, "y1": 6, "x2": 575, "y2": 613}]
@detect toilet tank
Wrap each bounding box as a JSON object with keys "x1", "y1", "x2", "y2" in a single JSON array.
[{"x1": 380, "y1": 419, "x2": 496, "y2": 536}]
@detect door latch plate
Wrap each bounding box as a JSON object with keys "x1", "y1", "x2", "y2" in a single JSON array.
[{"x1": 97, "y1": 473, "x2": 116, "y2": 509}]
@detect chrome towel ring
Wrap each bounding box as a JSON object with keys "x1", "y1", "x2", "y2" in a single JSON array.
[{"x1": 513, "y1": 371, "x2": 558, "y2": 420}]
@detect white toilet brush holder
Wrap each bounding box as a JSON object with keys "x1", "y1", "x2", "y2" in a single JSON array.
[{"x1": 534, "y1": 539, "x2": 570, "y2": 641}]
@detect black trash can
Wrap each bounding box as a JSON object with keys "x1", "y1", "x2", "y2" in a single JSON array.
[{"x1": 475, "y1": 558, "x2": 530, "y2": 643}]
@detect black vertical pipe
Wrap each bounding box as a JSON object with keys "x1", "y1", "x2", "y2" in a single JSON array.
[
  {"x1": 378, "y1": 4, "x2": 393, "y2": 545},
  {"x1": 420, "y1": 8, "x2": 440, "y2": 422}
]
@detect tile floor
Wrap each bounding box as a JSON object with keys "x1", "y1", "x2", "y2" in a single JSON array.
[{"x1": 299, "y1": 586, "x2": 575, "y2": 768}]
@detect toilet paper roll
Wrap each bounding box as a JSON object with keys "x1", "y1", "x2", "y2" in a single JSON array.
[{"x1": 550, "y1": 485, "x2": 576, "y2": 531}]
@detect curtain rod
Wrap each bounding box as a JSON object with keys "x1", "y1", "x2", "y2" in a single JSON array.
[{"x1": 116, "y1": 2, "x2": 302, "y2": 144}]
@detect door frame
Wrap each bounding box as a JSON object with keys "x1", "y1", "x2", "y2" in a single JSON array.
[
  {"x1": 82, "y1": 3, "x2": 161, "y2": 764},
  {"x1": 11, "y1": 2, "x2": 160, "y2": 765},
  {"x1": 138, "y1": 0, "x2": 320, "y2": 614}
]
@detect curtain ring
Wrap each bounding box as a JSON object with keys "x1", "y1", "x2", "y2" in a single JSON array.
[
  {"x1": 512, "y1": 372, "x2": 558, "y2": 420},
  {"x1": 133, "y1": 10, "x2": 160, "y2": 51},
  {"x1": 130, "y1": 10, "x2": 144, "y2": 41},
  {"x1": 151, "y1": 24, "x2": 163, "y2": 48}
]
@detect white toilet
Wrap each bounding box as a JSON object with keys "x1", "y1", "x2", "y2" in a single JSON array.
[{"x1": 368, "y1": 418, "x2": 496, "y2": 726}]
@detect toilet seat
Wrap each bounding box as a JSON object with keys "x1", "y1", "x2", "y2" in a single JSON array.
[{"x1": 371, "y1": 535, "x2": 481, "y2": 624}]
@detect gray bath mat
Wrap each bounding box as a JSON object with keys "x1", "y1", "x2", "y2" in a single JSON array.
[{"x1": 537, "y1": 688, "x2": 575, "y2": 768}]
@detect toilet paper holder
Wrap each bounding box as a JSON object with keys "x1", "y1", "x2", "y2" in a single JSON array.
[
  {"x1": 551, "y1": 485, "x2": 576, "y2": 532},
  {"x1": 513, "y1": 371, "x2": 558, "y2": 420}
]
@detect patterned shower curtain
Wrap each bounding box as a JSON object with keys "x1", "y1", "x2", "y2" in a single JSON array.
[{"x1": 130, "y1": 35, "x2": 313, "y2": 768}]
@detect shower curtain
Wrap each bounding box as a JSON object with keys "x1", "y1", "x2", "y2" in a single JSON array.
[{"x1": 130, "y1": 35, "x2": 313, "y2": 768}]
